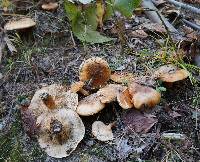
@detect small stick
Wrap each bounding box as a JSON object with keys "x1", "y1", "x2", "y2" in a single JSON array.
[
  {"x1": 141, "y1": 0, "x2": 179, "y2": 34},
  {"x1": 168, "y1": 0, "x2": 200, "y2": 15},
  {"x1": 182, "y1": 19, "x2": 200, "y2": 31}
]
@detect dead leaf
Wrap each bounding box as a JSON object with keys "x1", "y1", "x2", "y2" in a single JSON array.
[
  {"x1": 152, "y1": 0, "x2": 166, "y2": 6},
  {"x1": 96, "y1": 0, "x2": 105, "y2": 28},
  {"x1": 131, "y1": 29, "x2": 148, "y2": 38},
  {"x1": 140, "y1": 23, "x2": 167, "y2": 33},
  {"x1": 123, "y1": 109, "x2": 158, "y2": 133},
  {"x1": 168, "y1": 111, "x2": 182, "y2": 118}
]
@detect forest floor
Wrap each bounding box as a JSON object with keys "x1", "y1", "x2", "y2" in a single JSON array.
[{"x1": 0, "y1": 1, "x2": 200, "y2": 162}]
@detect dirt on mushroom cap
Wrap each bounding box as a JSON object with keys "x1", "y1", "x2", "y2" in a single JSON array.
[
  {"x1": 37, "y1": 108, "x2": 85, "y2": 158},
  {"x1": 28, "y1": 84, "x2": 78, "y2": 117},
  {"x1": 79, "y1": 57, "x2": 111, "y2": 88}
]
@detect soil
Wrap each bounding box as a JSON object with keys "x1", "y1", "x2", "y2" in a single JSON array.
[{"x1": 0, "y1": 1, "x2": 200, "y2": 162}]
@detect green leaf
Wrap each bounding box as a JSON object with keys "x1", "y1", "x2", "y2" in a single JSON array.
[
  {"x1": 114, "y1": 0, "x2": 142, "y2": 17},
  {"x1": 64, "y1": 0, "x2": 80, "y2": 21},
  {"x1": 64, "y1": 0, "x2": 113, "y2": 43},
  {"x1": 72, "y1": 23, "x2": 114, "y2": 43}
]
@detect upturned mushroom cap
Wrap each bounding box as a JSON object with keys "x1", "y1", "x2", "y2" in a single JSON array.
[
  {"x1": 92, "y1": 121, "x2": 113, "y2": 141},
  {"x1": 70, "y1": 81, "x2": 84, "y2": 93},
  {"x1": 128, "y1": 82, "x2": 161, "y2": 109},
  {"x1": 76, "y1": 93, "x2": 105, "y2": 116},
  {"x1": 117, "y1": 88, "x2": 133, "y2": 109},
  {"x1": 110, "y1": 72, "x2": 134, "y2": 84},
  {"x1": 42, "y1": 2, "x2": 58, "y2": 11},
  {"x1": 97, "y1": 84, "x2": 125, "y2": 103},
  {"x1": 37, "y1": 108, "x2": 85, "y2": 158},
  {"x1": 4, "y1": 18, "x2": 36, "y2": 30},
  {"x1": 28, "y1": 84, "x2": 78, "y2": 117},
  {"x1": 79, "y1": 57, "x2": 111, "y2": 88},
  {"x1": 154, "y1": 64, "x2": 189, "y2": 82}
]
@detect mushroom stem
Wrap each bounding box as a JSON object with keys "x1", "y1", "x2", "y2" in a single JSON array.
[
  {"x1": 39, "y1": 92, "x2": 56, "y2": 109},
  {"x1": 50, "y1": 119, "x2": 63, "y2": 134}
]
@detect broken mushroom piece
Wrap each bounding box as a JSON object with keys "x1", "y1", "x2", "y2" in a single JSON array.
[
  {"x1": 92, "y1": 121, "x2": 114, "y2": 141},
  {"x1": 37, "y1": 108, "x2": 85, "y2": 158},
  {"x1": 42, "y1": 2, "x2": 59, "y2": 11},
  {"x1": 4, "y1": 18, "x2": 36, "y2": 30},
  {"x1": 154, "y1": 64, "x2": 189, "y2": 83},
  {"x1": 128, "y1": 82, "x2": 161, "y2": 109},
  {"x1": 79, "y1": 57, "x2": 111, "y2": 89},
  {"x1": 28, "y1": 84, "x2": 78, "y2": 118},
  {"x1": 76, "y1": 93, "x2": 105, "y2": 116}
]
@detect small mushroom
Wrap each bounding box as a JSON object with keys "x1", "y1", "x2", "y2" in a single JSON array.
[
  {"x1": 110, "y1": 72, "x2": 134, "y2": 84},
  {"x1": 154, "y1": 64, "x2": 189, "y2": 83},
  {"x1": 42, "y1": 2, "x2": 58, "y2": 11},
  {"x1": 117, "y1": 88, "x2": 133, "y2": 109},
  {"x1": 97, "y1": 84, "x2": 125, "y2": 103},
  {"x1": 37, "y1": 108, "x2": 85, "y2": 158},
  {"x1": 4, "y1": 18, "x2": 36, "y2": 30},
  {"x1": 76, "y1": 93, "x2": 105, "y2": 116},
  {"x1": 28, "y1": 84, "x2": 78, "y2": 117},
  {"x1": 128, "y1": 82, "x2": 161, "y2": 109},
  {"x1": 79, "y1": 57, "x2": 111, "y2": 88},
  {"x1": 92, "y1": 121, "x2": 114, "y2": 141},
  {"x1": 70, "y1": 81, "x2": 89, "y2": 96}
]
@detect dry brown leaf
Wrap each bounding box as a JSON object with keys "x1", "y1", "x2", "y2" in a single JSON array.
[
  {"x1": 141, "y1": 23, "x2": 167, "y2": 33},
  {"x1": 131, "y1": 29, "x2": 148, "y2": 38},
  {"x1": 123, "y1": 109, "x2": 158, "y2": 133},
  {"x1": 96, "y1": 0, "x2": 105, "y2": 28}
]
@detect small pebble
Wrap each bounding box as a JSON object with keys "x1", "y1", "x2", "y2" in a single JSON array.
[{"x1": 0, "y1": 73, "x2": 3, "y2": 79}]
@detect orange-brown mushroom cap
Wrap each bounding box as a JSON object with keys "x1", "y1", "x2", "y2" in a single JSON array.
[
  {"x1": 117, "y1": 88, "x2": 133, "y2": 109},
  {"x1": 76, "y1": 93, "x2": 105, "y2": 116},
  {"x1": 79, "y1": 57, "x2": 111, "y2": 88},
  {"x1": 154, "y1": 64, "x2": 189, "y2": 83},
  {"x1": 42, "y1": 2, "x2": 58, "y2": 11},
  {"x1": 97, "y1": 84, "x2": 125, "y2": 103},
  {"x1": 128, "y1": 82, "x2": 161, "y2": 109},
  {"x1": 4, "y1": 18, "x2": 36, "y2": 30}
]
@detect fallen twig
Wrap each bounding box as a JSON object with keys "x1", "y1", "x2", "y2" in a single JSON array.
[
  {"x1": 168, "y1": 0, "x2": 200, "y2": 15},
  {"x1": 182, "y1": 19, "x2": 200, "y2": 31},
  {"x1": 141, "y1": 0, "x2": 178, "y2": 34}
]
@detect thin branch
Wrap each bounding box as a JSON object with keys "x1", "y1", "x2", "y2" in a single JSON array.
[
  {"x1": 141, "y1": 0, "x2": 179, "y2": 34},
  {"x1": 168, "y1": 0, "x2": 200, "y2": 15},
  {"x1": 182, "y1": 19, "x2": 200, "y2": 31}
]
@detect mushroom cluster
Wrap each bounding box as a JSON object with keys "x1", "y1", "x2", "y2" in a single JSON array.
[{"x1": 24, "y1": 57, "x2": 189, "y2": 158}]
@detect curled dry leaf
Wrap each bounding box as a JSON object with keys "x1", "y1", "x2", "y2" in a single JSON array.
[{"x1": 123, "y1": 109, "x2": 158, "y2": 133}]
